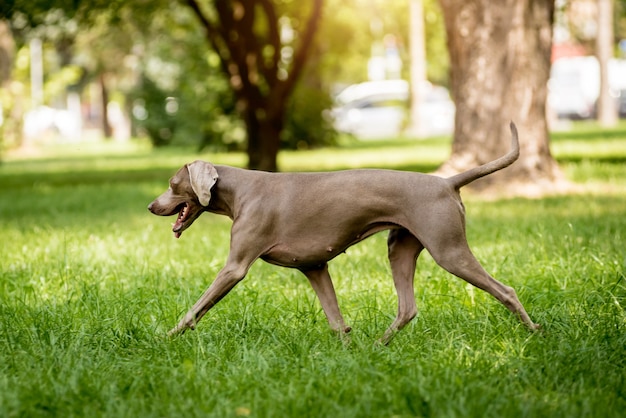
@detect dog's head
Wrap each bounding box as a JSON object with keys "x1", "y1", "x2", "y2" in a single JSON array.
[{"x1": 148, "y1": 160, "x2": 219, "y2": 238}]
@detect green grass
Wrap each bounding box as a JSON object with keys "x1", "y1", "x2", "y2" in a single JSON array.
[{"x1": 1, "y1": 124, "x2": 626, "y2": 417}]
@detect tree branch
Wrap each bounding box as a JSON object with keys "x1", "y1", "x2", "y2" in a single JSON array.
[
  {"x1": 272, "y1": 0, "x2": 323, "y2": 109},
  {"x1": 257, "y1": 0, "x2": 280, "y2": 86},
  {"x1": 184, "y1": 0, "x2": 323, "y2": 120},
  {"x1": 213, "y1": 0, "x2": 264, "y2": 104},
  {"x1": 183, "y1": 0, "x2": 231, "y2": 79}
]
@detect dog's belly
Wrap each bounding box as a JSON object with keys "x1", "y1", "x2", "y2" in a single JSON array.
[
  {"x1": 260, "y1": 222, "x2": 398, "y2": 269},
  {"x1": 260, "y1": 243, "x2": 344, "y2": 269}
]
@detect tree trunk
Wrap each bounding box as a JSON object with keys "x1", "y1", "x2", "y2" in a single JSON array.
[
  {"x1": 596, "y1": 0, "x2": 617, "y2": 126},
  {"x1": 99, "y1": 73, "x2": 113, "y2": 139},
  {"x1": 0, "y1": 20, "x2": 13, "y2": 85},
  {"x1": 438, "y1": 0, "x2": 564, "y2": 194},
  {"x1": 0, "y1": 20, "x2": 21, "y2": 152},
  {"x1": 245, "y1": 107, "x2": 282, "y2": 172},
  {"x1": 407, "y1": 0, "x2": 428, "y2": 138},
  {"x1": 184, "y1": 0, "x2": 323, "y2": 172}
]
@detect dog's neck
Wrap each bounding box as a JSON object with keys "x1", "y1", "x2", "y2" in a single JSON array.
[{"x1": 205, "y1": 165, "x2": 252, "y2": 220}]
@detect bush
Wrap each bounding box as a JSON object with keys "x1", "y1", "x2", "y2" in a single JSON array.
[
  {"x1": 282, "y1": 83, "x2": 338, "y2": 150},
  {"x1": 129, "y1": 73, "x2": 241, "y2": 150}
]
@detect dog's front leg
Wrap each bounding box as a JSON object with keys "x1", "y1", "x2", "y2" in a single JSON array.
[
  {"x1": 168, "y1": 262, "x2": 250, "y2": 336},
  {"x1": 301, "y1": 264, "x2": 351, "y2": 335}
]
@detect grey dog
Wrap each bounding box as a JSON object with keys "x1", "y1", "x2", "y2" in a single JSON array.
[{"x1": 149, "y1": 122, "x2": 539, "y2": 344}]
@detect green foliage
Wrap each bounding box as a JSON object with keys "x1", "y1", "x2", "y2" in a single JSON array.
[
  {"x1": 3, "y1": 0, "x2": 451, "y2": 154},
  {"x1": 1, "y1": 125, "x2": 626, "y2": 417},
  {"x1": 282, "y1": 83, "x2": 336, "y2": 149},
  {"x1": 318, "y1": 0, "x2": 449, "y2": 86},
  {"x1": 129, "y1": 77, "x2": 179, "y2": 147}
]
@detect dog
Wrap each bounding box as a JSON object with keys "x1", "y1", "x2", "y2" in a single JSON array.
[{"x1": 149, "y1": 122, "x2": 539, "y2": 344}]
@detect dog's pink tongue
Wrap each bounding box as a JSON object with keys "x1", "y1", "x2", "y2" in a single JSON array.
[
  {"x1": 172, "y1": 216, "x2": 184, "y2": 238},
  {"x1": 173, "y1": 220, "x2": 183, "y2": 238},
  {"x1": 172, "y1": 206, "x2": 186, "y2": 238}
]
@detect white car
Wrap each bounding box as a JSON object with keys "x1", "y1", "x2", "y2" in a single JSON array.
[
  {"x1": 331, "y1": 80, "x2": 455, "y2": 139},
  {"x1": 548, "y1": 56, "x2": 626, "y2": 120}
]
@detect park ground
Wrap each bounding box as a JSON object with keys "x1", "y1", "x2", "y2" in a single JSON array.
[{"x1": 1, "y1": 123, "x2": 625, "y2": 417}]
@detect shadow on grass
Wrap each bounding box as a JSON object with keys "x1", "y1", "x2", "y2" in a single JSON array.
[
  {"x1": 336, "y1": 136, "x2": 451, "y2": 150},
  {"x1": 3, "y1": 156, "x2": 625, "y2": 191},
  {"x1": 556, "y1": 155, "x2": 626, "y2": 164},
  {"x1": 550, "y1": 125, "x2": 626, "y2": 142},
  {"x1": 0, "y1": 167, "x2": 176, "y2": 190},
  {"x1": 382, "y1": 162, "x2": 441, "y2": 173},
  {"x1": 3, "y1": 125, "x2": 626, "y2": 190}
]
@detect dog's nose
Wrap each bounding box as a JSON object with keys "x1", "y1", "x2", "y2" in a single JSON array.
[{"x1": 147, "y1": 202, "x2": 155, "y2": 212}]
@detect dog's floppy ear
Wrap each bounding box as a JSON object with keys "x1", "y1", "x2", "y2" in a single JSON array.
[{"x1": 186, "y1": 161, "x2": 219, "y2": 206}]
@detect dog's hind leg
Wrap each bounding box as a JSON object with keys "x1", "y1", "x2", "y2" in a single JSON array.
[
  {"x1": 379, "y1": 228, "x2": 424, "y2": 345},
  {"x1": 425, "y1": 226, "x2": 539, "y2": 330},
  {"x1": 301, "y1": 264, "x2": 351, "y2": 335}
]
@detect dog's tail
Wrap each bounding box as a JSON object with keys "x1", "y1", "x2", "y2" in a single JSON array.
[{"x1": 446, "y1": 122, "x2": 519, "y2": 190}]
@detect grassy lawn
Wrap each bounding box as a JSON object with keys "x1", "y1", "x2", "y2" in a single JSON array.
[{"x1": 1, "y1": 124, "x2": 625, "y2": 417}]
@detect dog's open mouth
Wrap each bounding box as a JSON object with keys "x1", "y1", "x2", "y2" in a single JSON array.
[{"x1": 172, "y1": 203, "x2": 189, "y2": 238}]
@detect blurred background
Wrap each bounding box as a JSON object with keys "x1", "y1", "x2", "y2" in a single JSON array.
[{"x1": 0, "y1": 0, "x2": 625, "y2": 160}]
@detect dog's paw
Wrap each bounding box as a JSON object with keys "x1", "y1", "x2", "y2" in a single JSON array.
[
  {"x1": 167, "y1": 327, "x2": 182, "y2": 338},
  {"x1": 167, "y1": 323, "x2": 194, "y2": 337}
]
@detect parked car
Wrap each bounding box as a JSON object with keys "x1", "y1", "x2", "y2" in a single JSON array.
[
  {"x1": 548, "y1": 56, "x2": 626, "y2": 120},
  {"x1": 331, "y1": 80, "x2": 454, "y2": 139},
  {"x1": 548, "y1": 57, "x2": 598, "y2": 119}
]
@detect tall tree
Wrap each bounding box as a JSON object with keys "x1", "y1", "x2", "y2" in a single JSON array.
[
  {"x1": 597, "y1": 0, "x2": 617, "y2": 126},
  {"x1": 0, "y1": 20, "x2": 17, "y2": 155},
  {"x1": 184, "y1": 0, "x2": 323, "y2": 171},
  {"x1": 437, "y1": 0, "x2": 563, "y2": 194},
  {"x1": 407, "y1": 0, "x2": 428, "y2": 138}
]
